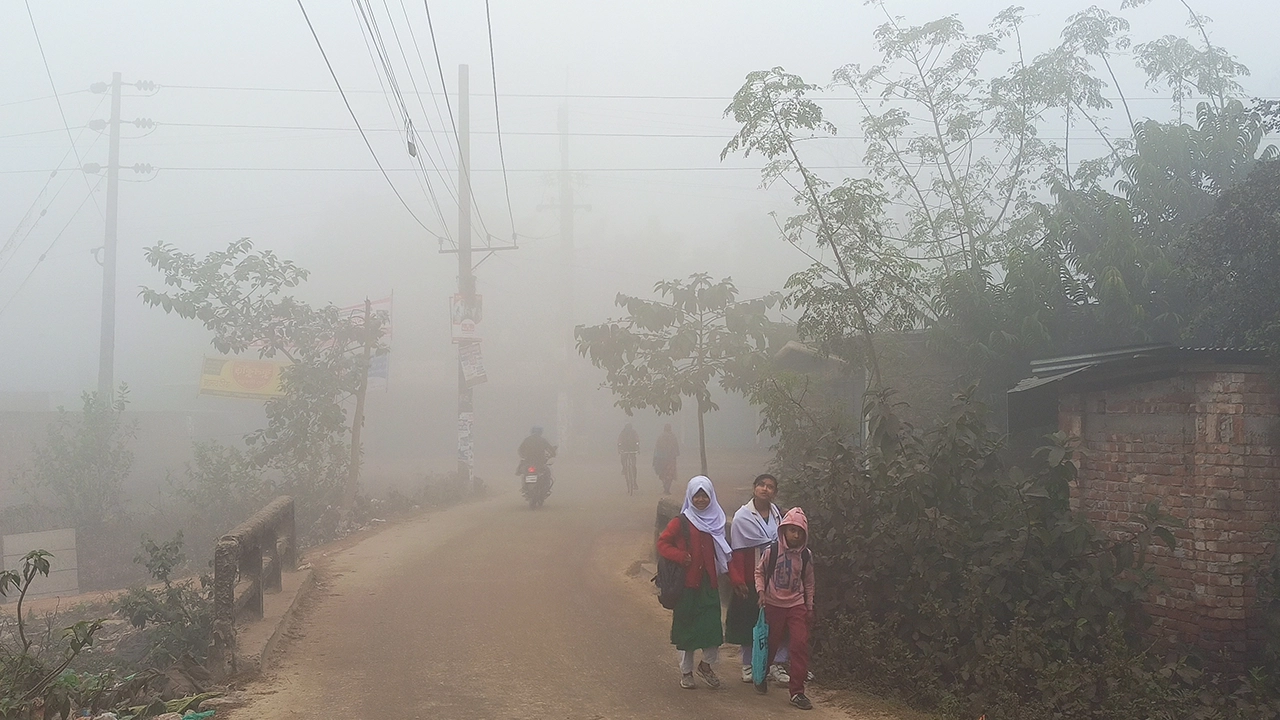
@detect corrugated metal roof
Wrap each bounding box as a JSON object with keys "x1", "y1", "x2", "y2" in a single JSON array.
[
  {"x1": 1028, "y1": 344, "x2": 1267, "y2": 376},
  {"x1": 1015, "y1": 344, "x2": 1269, "y2": 394},
  {"x1": 1008, "y1": 366, "x2": 1091, "y2": 394}
]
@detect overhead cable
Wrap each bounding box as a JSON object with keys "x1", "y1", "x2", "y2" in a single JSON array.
[
  {"x1": 24, "y1": 0, "x2": 103, "y2": 219},
  {"x1": 422, "y1": 0, "x2": 495, "y2": 245},
  {"x1": 351, "y1": 0, "x2": 454, "y2": 237},
  {"x1": 294, "y1": 0, "x2": 443, "y2": 239},
  {"x1": 483, "y1": 0, "x2": 517, "y2": 239},
  {"x1": 0, "y1": 178, "x2": 104, "y2": 319}
]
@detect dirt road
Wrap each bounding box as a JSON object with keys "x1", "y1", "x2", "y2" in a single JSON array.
[{"x1": 228, "y1": 456, "x2": 919, "y2": 719}]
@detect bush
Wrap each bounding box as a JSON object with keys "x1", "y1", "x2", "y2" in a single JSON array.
[
  {"x1": 19, "y1": 387, "x2": 135, "y2": 528},
  {"x1": 113, "y1": 533, "x2": 214, "y2": 667},
  {"x1": 0, "y1": 550, "x2": 108, "y2": 718},
  {"x1": 786, "y1": 388, "x2": 1181, "y2": 718}
]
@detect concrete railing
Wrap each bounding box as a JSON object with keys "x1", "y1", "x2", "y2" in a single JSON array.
[{"x1": 210, "y1": 496, "x2": 297, "y2": 675}]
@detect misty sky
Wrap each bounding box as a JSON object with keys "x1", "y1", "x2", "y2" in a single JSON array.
[{"x1": 2, "y1": 0, "x2": 1277, "y2": 406}]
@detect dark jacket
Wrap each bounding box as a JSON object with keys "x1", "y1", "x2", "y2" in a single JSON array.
[{"x1": 518, "y1": 434, "x2": 555, "y2": 464}]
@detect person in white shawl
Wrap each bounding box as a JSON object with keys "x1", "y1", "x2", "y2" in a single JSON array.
[{"x1": 725, "y1": 473, "x2": 790, "y2": 683}]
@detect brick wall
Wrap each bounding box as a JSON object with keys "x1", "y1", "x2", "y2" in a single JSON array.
[{"x1": 1060, "y1": 368, "x2": 1280, "y2": 664}]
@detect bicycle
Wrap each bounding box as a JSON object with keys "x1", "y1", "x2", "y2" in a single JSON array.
[{"x1": 620, "y1": 450, "x2": 638, "y2": 495}]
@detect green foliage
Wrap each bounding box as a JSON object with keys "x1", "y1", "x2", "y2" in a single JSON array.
[
  {"x1": 786, "y1": 390, "x2": 1180, "y2": 718},
  {"x1": 1, "y1": 550, "x2": 107, "y2": 719},
  {"x1": 1178, "y1": 160, "x2": 1280, "y2": 361},
  {"x1": 20, "y1": 387, "x2": 135, "y2": 527},
  {"x1": 724, "y1": 3, "x2": 1278, "y2": 401},
  {"x1": 113, "y1": 533, "x2": 214, "y2": 667},
  {"x1": 575, "y1": 273, "x2": 781, "y2": 473},
  {"x1": 141, "y1": 238, "x2": 388, "y2": 524}
]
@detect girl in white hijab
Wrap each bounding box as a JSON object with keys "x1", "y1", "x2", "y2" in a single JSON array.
[
  {"x1": 681, "y1": 476, "x2": 732, "y2": 574},
  {"x1": 656, "y1": 476, "x2": 731, "y2": 689}
]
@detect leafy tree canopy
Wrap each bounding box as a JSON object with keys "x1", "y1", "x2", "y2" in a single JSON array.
[
  {"x1": 575, "y1": 274, "x2": 781, "y2": 473},
  {"x1": 141, "y1": 238, "x2": 388, "y2": 521}
]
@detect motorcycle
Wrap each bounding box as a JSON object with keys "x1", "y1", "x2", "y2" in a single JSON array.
[{"x1": 520, "y1": 456, "x2": 554, "y2": 508}]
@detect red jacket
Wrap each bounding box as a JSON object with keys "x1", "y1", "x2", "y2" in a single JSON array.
[
  {"x1": 657, "y1": 515, "x2": 720, "y2": 589},
  {"x1": 728, "y1": 546, "x2": 756, "y2": 589}
]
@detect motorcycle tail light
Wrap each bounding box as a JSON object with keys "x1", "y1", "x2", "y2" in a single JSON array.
[{"x1": 527, "y1": 466, "x2": 537, "y2": 473}]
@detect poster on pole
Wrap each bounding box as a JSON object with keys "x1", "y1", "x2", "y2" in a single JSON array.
[
  {"x1": 451, "y1": 294, "x2": 483, "y2": 342},
  {"x1": 457, "y1": 411, "x2": 474, "y2": 467},
  {"x1": 460, "y1": 342, "x2": 488, "y2": 387},
  {"x1": 198, "y1": 357, "x2": 288, "y2": 400}
]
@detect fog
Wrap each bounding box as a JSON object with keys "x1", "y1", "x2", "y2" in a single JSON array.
[{"x1": 2, "y1": 0, "x2": 1278, "y2": 486}]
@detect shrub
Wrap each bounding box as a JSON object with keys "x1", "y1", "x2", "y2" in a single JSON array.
[
  {"x1": 113, "y1": 533, "x2": 214, "y2": 667},
  {"x1": 0, "y1": 550, "x2": 107, "y2": 718},
  {"x1": 787, "y1": 389, "x2": 1180, "y2": 718},
  {"x1": 20, "y1": 387, "x2": 135, "y2": 528}
]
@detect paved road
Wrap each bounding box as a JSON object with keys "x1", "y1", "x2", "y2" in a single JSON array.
[{"x1": 228, "y1": 456, "x2": 915, "y2": 719}]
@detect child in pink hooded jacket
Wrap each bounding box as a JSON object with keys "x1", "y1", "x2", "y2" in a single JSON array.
[{"x1": 755, "y1": 506, "x2": 816, "y2": 710}]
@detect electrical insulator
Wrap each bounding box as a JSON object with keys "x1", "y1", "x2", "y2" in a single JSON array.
[
  {"x1": 408, "y1": 139, "x2": 417, "y2": 158},
  {"x1": 90, "y1": 82, "x2": 108, "y2": 94},
  {"x1": 131, "y1": 163, "x2": 155, "y2": 174},
  {"x1": 134, "y1": 80, "x2": 156, "y2": 91},
  {"x1": 81, "y1": 163, "x2": 102, "y2": 174},
  {"x1": 132, "y1": 118, "x2": 155, "y2": 129},
  {"x1": 88, "y1": 119, "x2": 107, "y2": 131}
]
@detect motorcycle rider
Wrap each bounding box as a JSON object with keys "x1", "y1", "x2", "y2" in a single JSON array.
[{"x1": 517, "y1": 426, "x2": 557, "y2": 479}]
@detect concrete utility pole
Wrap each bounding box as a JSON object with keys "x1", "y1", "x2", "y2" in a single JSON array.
[
  {"x1": 457, "y1": 64, "x2": 475, "y2": 485},
  {"x1": 343, "y1": 299, "x2": 374, "y2": 523},
  {"x1": 554, "y1": 102, "x2": 589, "y2": 454},
  {"x1": 97, "y1": 72, "x2": 122, "y2": 398}
]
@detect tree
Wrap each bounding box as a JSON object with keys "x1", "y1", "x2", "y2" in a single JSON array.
[
  {"x1": 141, "y1": 238, "x2": 388, "y2": 522},
  {"x1": 1178, "y1": 159, "x2": 1280, "y2": 360},
  {"x1": 21, "y1": 387, "x2": 135, "y2": 527},
  {"x1": 723, "y1": 2, "x2": 1272, "y2": 401},
  {"x1": 575, "y1": 274, "x2": 780, "y2": 474}
]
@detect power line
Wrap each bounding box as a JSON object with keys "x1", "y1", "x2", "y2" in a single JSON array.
[
  {"x1": 394, "y1": 0, "x2": 457, "y2": 161},
  {"x1": 152, "y1": 83, "x2": 1280, "y2": 103},
  {"x1": 293, "y1": 0, "x2": 443, "y2": 239},
  {"x1": 0, "y1": 178, "x2": 104, "y2": 319},
  {"x1": 151, "y1": 165, "x2": 872, "y2": 173},
  {"x1": 1, "y1": 122, "x2": 106, "y2": 274},
  {"x1": 351, "y1": 0, "x2": 454, "y2": 237},
  {"x1": 0, "y1": 89, "x2": 88, "y2": 109},
  {"x1": 421, "y1": 1, "x2": 497, "y2": 247},
  {"x1": 5, "y1": 120, "x2": 1136, "y2": 142},
  {"x1": 483, "y1": 0, "x2": 516, "y2": 239},
  {"x1": 24, "y1": 0, "x2": 103, "y2": 219},
  {"x1": 361, "y1": 0, "x2": 491, "y2": 241}
]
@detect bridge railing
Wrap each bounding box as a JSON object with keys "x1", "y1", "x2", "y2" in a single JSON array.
[{"x1": 210, "y1": 496, "x2": 296, "y2": 675}]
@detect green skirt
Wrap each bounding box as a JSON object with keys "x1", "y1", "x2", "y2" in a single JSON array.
[{"x1": 671, "y1": 574, "x2": 723, "y2": 651}]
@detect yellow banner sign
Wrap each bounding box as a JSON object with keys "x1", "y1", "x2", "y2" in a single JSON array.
[{"x1": 198, "y1": 357, "x2": 288, "y2": 400}]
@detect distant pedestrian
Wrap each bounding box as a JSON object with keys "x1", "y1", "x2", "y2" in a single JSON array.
[
  {"x1": 726, "y1": 474, "x2": 786, "y2": 684},
  {"x1": 756, "y1": 507, "x2": 816, "y2": 710},
  {"x1": 656, "y1": 476, "x2": 731, "y2": 690},
  {"x1": 653, "y1": 424, "x2": 680, "y2": 494}
]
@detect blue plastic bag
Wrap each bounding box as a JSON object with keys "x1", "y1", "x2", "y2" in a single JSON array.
[{"x1": 752, "y1": 608, "x2": 770, "y2": 684}]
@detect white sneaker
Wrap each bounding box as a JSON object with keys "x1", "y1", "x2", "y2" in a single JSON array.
[
  {"x1": 741, "y1": 665, "x2": 753, "y2": 683},
  {"x1": 769, "y1": 664, "x2": 790, "y2": 683}
]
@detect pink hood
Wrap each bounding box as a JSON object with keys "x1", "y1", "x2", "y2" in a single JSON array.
[{"x1": 780, "y1": 507, "x2": 808, "y2": 548}]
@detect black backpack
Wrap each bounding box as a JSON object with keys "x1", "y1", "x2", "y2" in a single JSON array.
[
  {"x1": 762, "y1": 541, "x2": 811, "y2": 604},
  {"x1": 654, "y1": 517, "x2": 690, "y2": 610}
]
